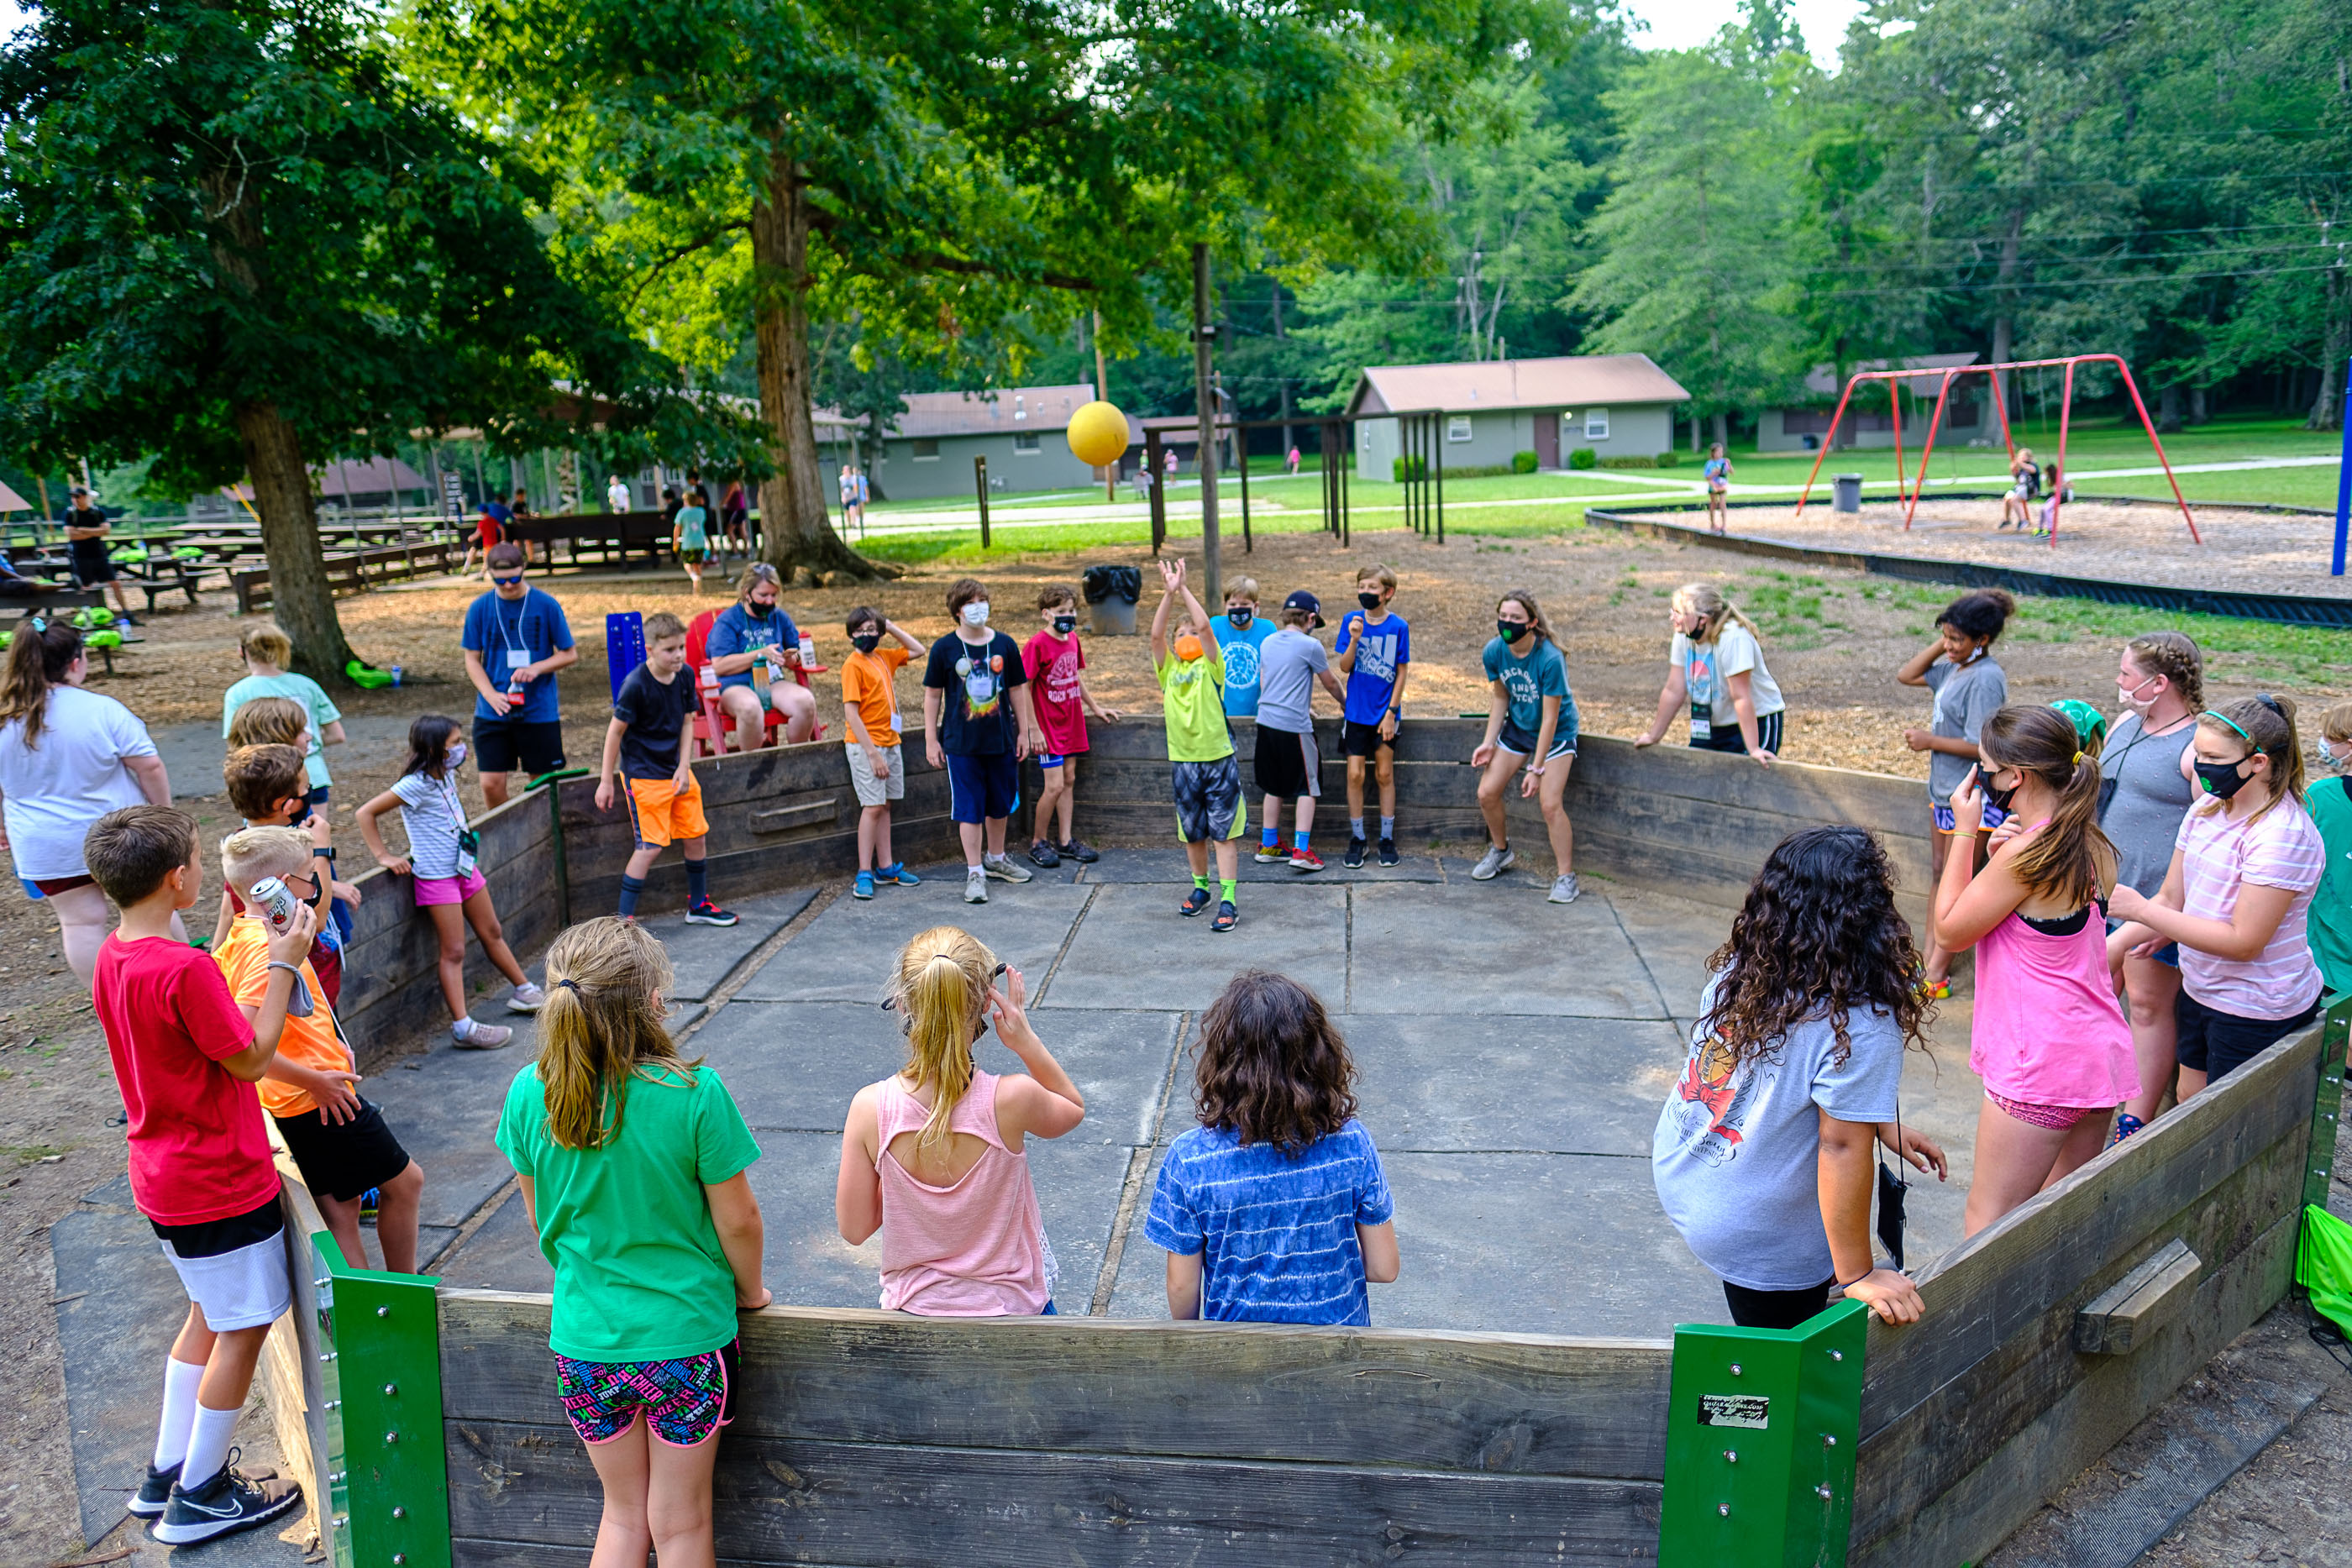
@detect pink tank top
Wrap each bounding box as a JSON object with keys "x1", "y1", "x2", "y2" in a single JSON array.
[
  {"x1": 874, "y1": 1067, "x2": 1052, "y2": 1315},
  {"x1": 1971, "y1": 900, "x2": 2139, "y2": 1109}
]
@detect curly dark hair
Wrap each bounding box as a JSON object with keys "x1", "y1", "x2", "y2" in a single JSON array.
[
  {"x1": 1192, "y1": 971, "x2": 1357, "y2": 1155},
  {"x1": 1701, "y1": 826, "x2": 1933, "y2": 1068}
]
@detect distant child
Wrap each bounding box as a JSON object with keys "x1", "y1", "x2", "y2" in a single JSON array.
[
  {"x1": 1333, "y1": 564, "x2": 1410, "y2": 868},
  {"x1": 2309, "y1": 700, "x2": 2352, "y2": 1002},
  {"x1": 1472, "y1": 589, "x2": 1580, "y2": 903},
  {"x1": 1932, "y1": 707, "x2": 2137, "y2": 1235},
  {"x1": 672, "y1": 486, "x2": 710, "y2": 595},
  {"x1": 1023, "y1": 584, "x2": 1119, "y2": 868},
  {"x1": 836, "y1": 926, "x2": 1087, "y2": 1314},
  {"x1": 842, "y1": 606, "x2": 926, "y2": 900},
  {"x1": 1217, "y1": 576, "x2": 1274, "y2": 720},
  {"x1": 1252, "y1": 590, "x2": 1346, "y2": 872},
  {"x1": 496, "y1": 918, "x2": 769, "y2": 1568},
  {"x1": 922, "y1": 579, "x2": 1040, "y2": 904},
  {"x1": 1145, "y1": 969, "x2": 1399, "y2": 1323},
  {"x1": 596, "y1": 611, "x2": 741, "y2": 928},
  {"x1": 216, "y1": 743, "x2": 359, "y2": 1000},
  {"x1": 2109, "y1": 695, "x2": 2326, "y2": 1096},
  {"x1": 1898, "y1": 589, "x2": 2015, "y2": 996},
  {"x1": 221, "y1": 624, "x2": 343, "y2": 807},
  {"x1": 217, "y1": 826, "x2": 427, "y2": 1272},
  {"x1": 87, "y1": 804, "x2": 309, "y2": 1544},
  {"x1": 2000, "y1": 447, "x2": 2040, "y2": 530},
  {"x1": 1702, "y1": 443, "x2": 1733, "y2": 532},
  {"x1": 224, "y1": 693, "x2": 307, "y2": 753},
  {"x1": 1152, "y1": 558, "x2": 1244, "y2": 931},
  {"x1": 356, "y1": 714, "x2": 542, "y2": 1048},
  {"x1": 2034, "y1": 464, "x2": 2068, "y2": 535}
]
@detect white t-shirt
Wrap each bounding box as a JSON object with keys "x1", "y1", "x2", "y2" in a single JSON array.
[
  {"x1": 389, "y1": 771, "x2": 470, "y2": 880},
  {"x1": 1671, "y1": 622, "x2": 1783, "y2": 733},
  {"x1": 2175, "y1": 796, "x2": 2326, "y2": 1020},
  {"x1": 0, "y1": 686, "x2": 160, "y2": 879}
]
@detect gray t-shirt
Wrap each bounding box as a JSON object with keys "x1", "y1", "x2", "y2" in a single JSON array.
[
  {"x1": 1652, "y1": 975, "x2": 1903, "y2": 1292},
  {"x1": 1921, "y1": 654, "x2": 2008, "y2": 805},
  {"x1": 2098, "y1": 712, "x2": 2197, "y2": 899},
  {"x1": 1255, "y1": 627, "x2": 1328, "y2": 734}
]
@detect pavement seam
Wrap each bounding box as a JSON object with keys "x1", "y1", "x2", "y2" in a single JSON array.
[
  {"x1": 1343, "y1": 887, "x2": 1356, "y2": 1013},
  {"x1": 672, "y1": 884, "x2": 843, "y2": 1046},
  {"x1": 1604, "y1": 889, "x2": 1677, "y2": 1023},
  {"x1": 1089, "y1": 1008, "x2": 1189, "y2": 1317},
  {"x1": 1028, "y1": 883, "x2": 1100, "y2": 1009},
  {"x1": 430, "y1": 1177, "x2": 518, "y2": 1276}
]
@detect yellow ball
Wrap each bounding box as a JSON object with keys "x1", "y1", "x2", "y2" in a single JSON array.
[{"x1": 1066, "y1": 401, "x2": 1131, "y2": 468}]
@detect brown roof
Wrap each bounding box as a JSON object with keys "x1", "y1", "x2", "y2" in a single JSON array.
[
  {"x1": 881, "y1": 385, "x2": 1098, "y2": 439},
  {"x1": 1345, "y1": 354, "x2": 1688, "y2": 417},
  {"x1": 1800, "y1": 352, "x2": 1979, "y2": 397}
]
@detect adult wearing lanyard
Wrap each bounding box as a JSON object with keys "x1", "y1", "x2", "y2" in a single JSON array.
[
  {"x1": 460, "y1": 543, "x2": 579, "y2": 809},
  {"x1": 706, "y1": 562, "x2": 819, "y2": 751},
  {"x1": 2097, "y1": 631, "x2": 2203, "y2": 1143}
]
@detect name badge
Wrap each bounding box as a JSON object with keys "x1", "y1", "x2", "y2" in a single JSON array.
[
  {"x1": 1688, "y1": 700, "x2": 1714, "y2": 742},
  {"x1": 506, "y1": 649, "x2": 530, "y2": 669},
  {"x1": 890, "y1": 711, "x2": 902, "y2": 732}
]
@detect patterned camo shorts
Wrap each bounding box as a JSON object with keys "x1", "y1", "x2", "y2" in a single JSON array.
[{"x1": 555, "y1": 1338, "x2": 738, "y2": 1447}]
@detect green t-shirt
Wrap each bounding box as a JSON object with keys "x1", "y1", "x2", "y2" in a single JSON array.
[
  {"x1": 495, "y1": 1059, "x2": 761, "y2": 1361},
  {"x1": 2307, "y1": 774, "x2": 2352, "y2": 1003},
  {"x1": 1158, "y1": 648, "x2": 1232, "y2": 763},
  {"x1": 223, "y1": 672, "x2": 341, "y2": 789}
]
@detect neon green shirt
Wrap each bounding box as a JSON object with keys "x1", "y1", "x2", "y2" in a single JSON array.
[
  {"x1": 1158, "y1": 648, "x2": 1232, "y2": 763},
  {"x1": 2307, "y1": 774, "x2": 2352, "y2": 1002}
]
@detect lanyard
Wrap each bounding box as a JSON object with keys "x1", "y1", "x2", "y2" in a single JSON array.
[{"x1": 495, "y1": 595, "x2": 529, "y2": 658}]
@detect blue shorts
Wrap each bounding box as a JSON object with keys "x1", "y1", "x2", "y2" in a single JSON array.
[
  {"x1": 946, "y1": 751, "x2": 1020, "y2": 824},
  {"x1": 1932, "y1": 801, "x2": 2007, "y2": 833},
  {"x1": 1038, "y1": 753, "x2": 1067, "y2": 769},
  {"x1": 2107, "y1": 915, "x2": 2179, "y2": 969}
]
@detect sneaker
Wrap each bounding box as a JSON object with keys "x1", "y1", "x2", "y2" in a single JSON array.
[
  {"x1": 1253, "y1": 843, "x2": 1287, "y2": 864},
  {"x1": 853, "y1": 870, "x2": 876, "y2": 900},
  {"x1": 881, "y1": 862, "x2": 921, "y2": 887},
  {"x1": 1211, "y1": 900, "x2": 1239, "y2": 933},
  {"x1": 452, "y1": 1017, "x2": 513, "y2": 1050},
  {"x1": 685, "y1": 899, "x2": 741, "y2": 926},
  {"x1": 150, "y1": 1455, "x2": 302, "y2": 1544},
  {"x1": 129, "y1": 1460, "x2": 179, "y2": 1518},
  {"x1": 1059, "y1": 839, "x2": 1100, "y2": 864},
  {"x1": 506, "y1": 981, "x2": 546, "y2": 1014},
  {"x1": 2108, "y1": 1111, "x2": 2145, "y2": 1149},
  {"x1": 964, "y1": 868, "x2": 989, "y2": 905},
  {"x1": 1028, "y1": 839, "x2": 1062, "y2": 869},
  {"x1": 1289, "y1": 847, "x2": 1325, "y2": 873},
  {"x1": 1377, "y1": 837, "x2": 1400, "y2": 867},
  {"x1": 1179, "y1": 886, "x2": 1212, "y2": 918},
  {"x1": 1470, "y1": 843, "x2": 1515, "y2": 881},
  {"x1": 1919, "y1": 975, "x2": 1951, "y2": 1001},
  {"x1": 1342, "y1": 836, "x2": 1367, "y2": 869},
  {"x1": 1547, "y1": 873, "x2": 1582, "y2": 905},
  {"x1": 983, "y1": 853, "x2": 1034, "y2": 884}
]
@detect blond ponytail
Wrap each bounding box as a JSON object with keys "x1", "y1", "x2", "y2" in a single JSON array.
[
  {"x1": 538, "y1": 918, "x2": 690, "y2": 1150},
  {"x1": 887, "y1": 926, "x2": 994, "y2": 1147}
]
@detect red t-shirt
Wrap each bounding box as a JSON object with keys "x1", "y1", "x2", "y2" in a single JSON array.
[
  {"x1": 94, "y1": 933, "x2": 279, "y2": 1226},
  {"x1": 1021, "y1": 631, "x2": 1089, "y2": 756}
]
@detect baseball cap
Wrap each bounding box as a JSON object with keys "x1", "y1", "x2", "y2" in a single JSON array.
[{"x1": 1282, "y1": 590, "x2": 1323, "y2": 627}]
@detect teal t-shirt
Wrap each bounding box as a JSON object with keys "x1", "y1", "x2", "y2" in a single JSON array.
[
  {"x1": 2307, "y1": 774, "x2": 2352, "y2": 1003},
  {"x1": 495, "y1": 1059, "x2": 761, "y2": 1361},
  {"x1": 223, "y1": 673, "x2": 341, "y2": 789}
]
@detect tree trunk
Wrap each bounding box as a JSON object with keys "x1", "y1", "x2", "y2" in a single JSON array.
[
  {"x1": 1710, "y1": 409, "x2": 1728, "y2": 448},
  {"x1": 750, "y1": 152, "x2": 894, "y2": 582},
  {"x1": 2191, "y1": 385, "x2": 2208, "y2": 424},
  {"x1": 2157, "y1": 383, "x2": 2183, "y2": 434},
  {"x1": 234, "y1": 400, "x2": 354, "y2": 680},
  {"x1": 2307, "y1": 267, "x2": 2347, "y2": 431},
  {"x1": 1992, "y1": 206, "x2": 2024, "y2": 422}
]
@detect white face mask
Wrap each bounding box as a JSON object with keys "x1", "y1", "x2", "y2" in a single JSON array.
[
  {"x1": 2117, "y1": 672, "x2": 2161, "y2": 714},
  {"x1": 961, "y1": 601, "x2": 990, "y2": 627},
  {"x1": 447, "y1": 742, "x2": 469, "y2": 770},
  {"x1": 2327, "y1": 741, "x2": 2352, "y2": 772}
]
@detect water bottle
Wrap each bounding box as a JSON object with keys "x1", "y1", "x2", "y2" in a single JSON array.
[
  {"x1": 751, "y1": 646, "x2": 772, "y2": 703},
  {"x1": 798, "y1": 632, "x2": 817, "y2": 668},
  {"x1": 389, "y1": 663, "x2": 402, "y2": 688}
]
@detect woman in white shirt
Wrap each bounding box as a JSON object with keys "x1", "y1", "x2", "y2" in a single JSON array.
[
  {"x1": 0, "y1": 619, "x2": 174, "y2": 983},
  {"x1": 1635, "y1": 583, "x2": 1787, "y2": 764}
]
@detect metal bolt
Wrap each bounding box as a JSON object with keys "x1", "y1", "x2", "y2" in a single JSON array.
[
  {"x1": 383, "y1": 1382, "x2": 398, "y2": 1397},
  {"x1": 385, "y1": 1429, "x2": 399, "y2": 1444},
  {"x1": 1817, "y1": 1485, "x2": 1835, "y2": 1499},
  {"x1": 1718, "y1": 1503, "x2": 1730, "y2": 1517},
  {"x1": 323, "y1": 1399, "x2": 341, "y2": 1411},
  {"x1": 329, "y1": 1471, "x2": 348, "y2": 1483},
  {"x1": 392, "y1": 1506, "x2": 407, "y2": 1519},
  {"x1": 394, "y1": 1556, "x2": 407, "y2": 1565},
  {"x1": 313, "y1": 1276, "x2": 332, "y2": 1288},
  {"x1": 1723, "y1": 1450, "x2": 1737, "y2": 1463},
  {"x1": 1830, "y1": 1350, "x2": 1844, "y2": 1361},
  {"x1": 332, "y1": 1515, "x2": 349, "y2": 1530},
  {"x1": 376, "y1": 1305, "x2": 391, "y2": 1318},
  {"x1": 1729, "y1": 1363, "x2": 1742, "y2": 1376},
  {"x1": 1824, "y1": 1434, "x2": 1837, "y2": 1447},
  {"x1": 319, "y1": 1351, "x2": 338, "y2": 1363}
]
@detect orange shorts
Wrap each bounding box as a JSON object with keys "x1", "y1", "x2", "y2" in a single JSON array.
[{"x1": 624, "y1": 775, "x2": 708, "y2": 849}]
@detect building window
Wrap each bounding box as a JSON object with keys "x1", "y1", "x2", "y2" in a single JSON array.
[
  {"x1": 912, "y1": 438, "x2": 941, "y2": 460},
  {"x1": 1447, "y1": 415, "x2": 1473, "y2": 443},
  {"x1": 1013, "y1": 432, "x2": 1040, "y2": 454},
  {"x1": 1584, "y1": 407, "x2": 1610, "y2": 439}
]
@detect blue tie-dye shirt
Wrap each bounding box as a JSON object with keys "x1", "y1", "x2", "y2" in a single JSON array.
[{"x1": 1143, "y1": 1119, "x2": 1394, "y2": 1325}]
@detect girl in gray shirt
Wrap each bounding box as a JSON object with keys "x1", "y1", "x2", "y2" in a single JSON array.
[{"x1": 1897, "y1": 590, "x2": 2015, "y2": 996}]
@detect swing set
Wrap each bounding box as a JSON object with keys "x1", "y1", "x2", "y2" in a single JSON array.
[{"x1": 1793, "y1": 354, "x2": 2199, "y2": 545}]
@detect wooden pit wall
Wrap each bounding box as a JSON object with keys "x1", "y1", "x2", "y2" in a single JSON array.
[
  {"x1": 1851, "y1": 1021, "x2": 2326, "y2": 1566},
  {"x1": 438, "y1": 1294, "x2": 1677, "y2": 1566}
]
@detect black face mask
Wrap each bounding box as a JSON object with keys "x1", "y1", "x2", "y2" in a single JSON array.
[
  {"x1": 851, "y1": 633, "x2": 880, "y2": 653},
  {"x1": 1226, "y1": 607, "x2": 1253, "y2": 628},
  {"x1": 1978, "y1": 772, "x2": 2019, "y2": 815},
  {"x1": 747, "y1": 601, "x2": 772, "y2": 620},
  {"x1": 2193, "y1": 758, "x2": 2255, "y2": 800},
  {"x1": 1357, "y1": 591, "x2": 1383, "y2": 611},
  {"x1": 1497, "y1": 620, "x2": 1529, "y2": 643},
  {"x1": 1053, "y1": 616, "x2": 1076, "y2": 635}
]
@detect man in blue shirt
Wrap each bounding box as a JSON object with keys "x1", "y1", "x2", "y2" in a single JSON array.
[
  {"x1": 461, "y1": 543, "x2": 578, "y2": 807},
  {"x1": 704, "y1": 561, "x2": 818, "y2": 750}
]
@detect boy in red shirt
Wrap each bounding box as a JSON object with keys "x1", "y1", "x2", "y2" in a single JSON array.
[
  {"x1": 86, "y1": 805, "x2": 313, "y2": 1544},
  {"x1": 1024, "y1": 584, "x2": 1119, "y2": 868}
]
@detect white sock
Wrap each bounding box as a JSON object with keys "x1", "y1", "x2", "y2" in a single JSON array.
[
  {"x1": 182, "y1": 1403, "x2": 243, "y2": 1489},
  {"x1": 454, "y1": 1016, "x2": 475, "y2": 1039},
  {"x1": 153, "y1": 1356, "x2": 205, "y2": 1471}
]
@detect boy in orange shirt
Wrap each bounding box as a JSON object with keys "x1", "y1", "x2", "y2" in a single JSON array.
[
  {"x1": 216, "y1": 826, "x2": 426, "y2": 1274},
  {"x1": 842, "y1": 606, "x2": 926, "y2": 899}
]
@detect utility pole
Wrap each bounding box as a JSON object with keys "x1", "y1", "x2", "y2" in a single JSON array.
[
  {"x1": 1093, "y1": 309, "x2": 1116, "y2": 504},
  {"x1": 1192, "y1": 243, "x2": 1221, "y2": 606}
]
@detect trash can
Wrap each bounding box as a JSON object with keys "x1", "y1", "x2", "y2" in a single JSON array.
[
  {"x1": 1832, "y1": 474, "x2": 1864, "y2": 514},
  {"x1": 1083, "y1": 564, "x2": 1142, "y2": 636}
]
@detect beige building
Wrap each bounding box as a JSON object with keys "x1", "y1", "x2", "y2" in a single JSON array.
[{"x1": 1343, "y1": 354, "x2": 1690, "y2": 479}]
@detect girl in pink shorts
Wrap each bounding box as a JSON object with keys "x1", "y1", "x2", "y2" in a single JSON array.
[{"x1": 1933, "y1": 704, "x2": 2139, "y2": 1238}]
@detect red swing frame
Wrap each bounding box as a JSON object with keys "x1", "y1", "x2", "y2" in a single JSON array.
[{"x1": 1793, "y1": 354, "x2": 2199, "y2": 546}]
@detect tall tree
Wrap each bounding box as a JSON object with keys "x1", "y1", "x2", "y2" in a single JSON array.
[{"x1": 0, "y1": 0, "x2": 722, "y2": 677}]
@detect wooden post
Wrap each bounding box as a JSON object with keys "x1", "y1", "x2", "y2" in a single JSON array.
[
  {"x1": 1094, "y1": 310, "x2": 1116, "y2": 505},
  {"x1": 1237, "y1": 421, "x2": 1252, "y2": 553},
  {"x1": 974, "y1": 454, "x2": 990, "y2": 550},
  {"x1": 1193, "y1": 243, "x2": 1222, "y2": 607},
  {"x1": 1435, "y1": 413, "x2": 1445, "y2": 544},
  {"x1": 1147, "y1": 428, "x2": 1166, "y2": 555}
]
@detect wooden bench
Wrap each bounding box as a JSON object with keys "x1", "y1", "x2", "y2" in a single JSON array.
[{"x1": 232, "y1": 538, "x2": 464, "y2": 613}]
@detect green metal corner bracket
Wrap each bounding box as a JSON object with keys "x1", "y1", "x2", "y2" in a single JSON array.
[
  {"x1": 2305, "y1": 1000, "x2": 2348, "y2": 1214},
  {"x1": 313, "y1": 1233, "x2": 450, "y2": 1568},
  {"x1": 531, "y1": 766, "x2": 591, "y2": 928},
  {"x1": 1658, "y1": 1297, "x2": 1870, "y2": 1567}
]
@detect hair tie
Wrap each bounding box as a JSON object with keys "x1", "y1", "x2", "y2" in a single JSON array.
[
  {"x1": 2073, "y1": 751, "x2": 2087, "y2": 765},
  {"x1": 554, "y1": 978, "x2": 581, "y2": 993},
  {"x1": 2256, "y1": 693, "x2": 2283, "y2": 716},
  {"x1": 26, "y1": 616, "x2": 43, "y2": 633}
]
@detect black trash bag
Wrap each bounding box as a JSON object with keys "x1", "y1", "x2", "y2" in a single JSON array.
[{"x1": 1082, "y1": 564, "x2": 1142, "y2": 606}]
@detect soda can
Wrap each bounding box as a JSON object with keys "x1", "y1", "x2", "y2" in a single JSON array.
[{"x1": 249, "y1": 877, "x2": 300, "y2": 937}]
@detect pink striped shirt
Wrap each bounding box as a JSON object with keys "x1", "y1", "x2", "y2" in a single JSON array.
[
  {"x1": 2175, "y1": 797, "x2": 2325, "y2": 1020},
  {"x1": 873, "y1": 1068, "x2": 1053, "y2": 1316}
]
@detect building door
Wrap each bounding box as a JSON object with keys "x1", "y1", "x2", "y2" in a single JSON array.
[{"x1": 1534, "y1": 411, "x2": 1560, "y2": 469}]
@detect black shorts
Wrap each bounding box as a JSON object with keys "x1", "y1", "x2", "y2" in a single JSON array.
[
  {"x1": 472, "y1": 716, "x2": 567, "y2": 776},
  {"x1": 70, "y1": 543, "x2": 114, "y2": 584},
  {"x1": 2173, "y1": 990, "x2": 2320, "y2": 1084},
  {"x1": 1253, "y1": 725, "x2": 1320, "y2": 800},
  {"x1": 1693, "y1": 710, "x2": 1784, "y2": 756},
  {"x1": 1722, "y1": 1277, "x2": 1834, "y2": 1330},
  {"x1": 1341, "y1": 719, "x2": 1396, "y2": 758},
  {"x1": 273, "y1": 1098, "x2": 412, "y2": 1203}
]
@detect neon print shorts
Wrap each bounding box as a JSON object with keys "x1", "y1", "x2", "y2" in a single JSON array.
[
  {"x1": 554, "y1": 1338, "x2": 738, "y2": 1447},
  {"x1": 1986, "y1": 1090, "x2": 2107, "y2": 1132}
]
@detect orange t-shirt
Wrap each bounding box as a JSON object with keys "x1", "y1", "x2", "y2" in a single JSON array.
[
  {"x1": 841, "y1": 645, "x2": 912, "y2": 747},
  {"x1": 214, "y1": 916, "x2": 353, "y2": 1120}
]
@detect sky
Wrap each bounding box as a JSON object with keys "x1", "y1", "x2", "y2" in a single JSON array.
[{"x1": 1622, "y1": 0, "x2": 1871, "y2": 69}]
